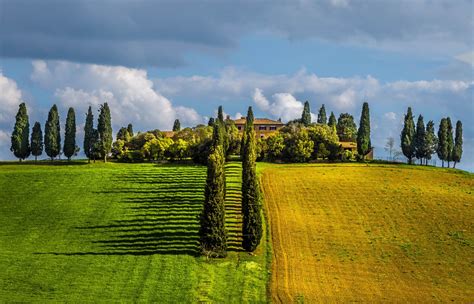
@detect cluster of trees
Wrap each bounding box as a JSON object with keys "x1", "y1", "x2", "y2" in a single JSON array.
[{"x1": 400, "y1": 107, "x2": 463, "y2": 168}]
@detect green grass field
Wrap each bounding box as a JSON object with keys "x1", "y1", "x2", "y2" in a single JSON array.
[{"x1": 0, "y1": 162, "x2": 268, "y2": 303}]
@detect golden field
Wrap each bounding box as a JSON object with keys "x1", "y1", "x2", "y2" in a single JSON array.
[{"x1": 261, "y1": 164, "x2": 473, "y2": 303}]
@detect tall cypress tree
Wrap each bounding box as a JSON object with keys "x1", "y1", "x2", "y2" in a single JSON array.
[
  {"x1": 199, "y1": 119, "x2": 227, "y2": 257},
  {"x1": 328, "y1": 111, "x2": 337, "y2": 129},
  {"x1": 10, "y1": 103, "x2": 30, "y2": 161},
  {"x1": 357, "y1": 102, "x2": 371, "y2": 160},
  {"x1": 301, "y1": 101, "x2": 311, "y2": 126},
  {"x1": 172, "y1": 119, "x2": 181, "y2": 132},
  {"x1": 241, "y1": 106, "x2": 263, "y2": 252},
  {"x1": 452, "y1": 120, "x2": 462, "y2": 168},
  {"x1": 30, "y1": 122, "x2": 43, "y2": 162},
  {"x1": 317, "y1": 104, "x2": 327, "y2": 124},
  {"x1": 127, "y1": 123, "x2": 134, "y2": 137},
  {"x1": 217, "y1": 105, "x2": 229, "y2": 154},
  {"x1": 44, "y1": 104, "x2": 61, "y2": 160},
  {"x1": 84, "y1": 106, "x2": 94, "y2": 162},
  {"x1": 414, "y1": 115, "x2": 426, "y2": 165},
  {"x1": 437, "y1": 118, "x2": 448, "y2": 168},
  {"x1": 63, "y1": 107, "x2": 77, "y2": 161},
  {"x1": 97, "y1": 103, "x2": 113, "y2": 162},
  {"x1": 446, "y1": 117, "x2": 454, "y2": 168},
  {"x1": 423, "y1": 120, "x2": 437, "y2": 165},
  {"x1": 401, "y1": 107, "x2": 415, "y2": 164}
]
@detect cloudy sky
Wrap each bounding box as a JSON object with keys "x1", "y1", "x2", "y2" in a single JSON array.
[{"x1": 0, "y1": 0, "x2": 473, "y2": 170}]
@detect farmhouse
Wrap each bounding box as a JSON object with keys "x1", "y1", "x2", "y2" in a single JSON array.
[
  {"x1": 234, "y1": 117, "x2": 284, "y2": 138},
  {"x1": 340, "y1": 141, "x2": 374, "y2": 160}
]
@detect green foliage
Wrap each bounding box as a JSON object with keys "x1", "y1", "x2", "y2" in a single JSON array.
[
  {"x1": 127, "y1": 123, "x2": 134, "y2": 137},
  {"x1": 423, "y1": 121, "x2": 437, "y2": 163},
  {"x1": 401, "y1": 107, "x2": 416, "y2": 164},
  {"x1": 282, "y1": 128, "x2": 314, "y2": 162},
  {"x1": 356, "y1": 102, "x2": 371, "y2": 160},
  {"x1": 266, "y1": 133, "x2": 285, "y2": 161},
  {"x1": 328, "y1": 111, "x2": 337, "y2": 128},
  {"x1": 446, "y1": 117, "x2": 454, "y2": 166},
  {"x1": 30, "y1": 122, "x2": 43, "y2": 161},
  {"x1": 414, "y1": 115, "x2": 426, "y2": 163},
  {"x1": 167, "y1": 139, "x2": 189, "y2": 160},
  {"x1": 301, "y1": 101, "x2": 311, "y2": 126},
  {"x1": 83, "y1": 106, "x2": 95, "y2": 161},
  {"x1": 173, "y1": 119, "x2": 181, "y2": 131},
  {"x1": 63, "y1": 107, "x2": 77, "y2": 160},
  {"x1": 97, "y1": 103, "x2": 113, "y2": 162},
  {"x1": 307, "y1": 124, "x2": 339, "y2": 160},
  {"x1": 208, "y1": 117, "x2": 215, "y2": 127},
  {"x1": 116, "y1": 127, "x2": 131, "y2": 142},
  {"x1": 224, "y1": 119, "x2": 240, "y2": 157},
  {"x1": 336, "y1": 113, "x2": 357, "y2": 142},
  {"x1": 241, "y1": 106, "x2": 263, "y2": 252},
  {"x1": 452, "y1": 120, "x2": 463, "y2": 166},
  {"x1": 317, "y1": 104, "x2": 327, "y2": 124},
  {"x1": 44, "y1": 104, "x2": 61, "y2": 160},
  {"x1": 141, "y1": 137, "x2": 173, "y2": 160},
  {"x1": 437, "y1": 118, "x2": 449, "y2": 167},
  {"x1": 10, "y1": 103, "x2": 30, "y2": 161}
]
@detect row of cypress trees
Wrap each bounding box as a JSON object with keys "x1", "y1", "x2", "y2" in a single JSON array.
[
  {"x1": 401, "y1": 107, "x2": 463, "y2": 167},
  {"x1": 10, "y1": 103, "x2": 112, "y2": 162}
]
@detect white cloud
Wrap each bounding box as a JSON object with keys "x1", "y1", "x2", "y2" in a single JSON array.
[
  {"x1": 384, "y1": 112, "x2": 397, "y2": 121},
  {"x1": 253, "y1": 89, "x2": 310, "y2": 122},
  {"x1": 0, "y1": 73, "x2": 24, "y2": 123},
  {"x1": 455, "y1": 51, "x2": 474, "y2": 67}
]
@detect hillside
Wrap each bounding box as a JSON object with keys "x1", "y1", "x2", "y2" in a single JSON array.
[{"x1": 261, "y1": 163, "x2": 473, "y2": 303}]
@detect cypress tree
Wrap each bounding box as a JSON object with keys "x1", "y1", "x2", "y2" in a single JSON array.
[
  {"x1": 63, "y1": 107, "x2": 77, "y2": 161},
  {"x1": 208, "y1": 117, "x2": 215, "y2": 127},
  {"x1": 317, "y1": 104, "x2": 327, "y2": 124},
  {"x1": 10, "y1": 103, "x2": 30, "y2": 161},
  {"x1": 328, "y1": 111, "x2": 337, "y2": 129},
  {"x1": 400, "y1": 107, "x2": 415, "y2": 164},
  {"x1": 173, "y1": 119, "x2": 181, "y2": 132},
  {"x1": 97, "y1": 103, "x2": 113, "y2": 162},
  {"x1": 356, "y1": 102, "x2": 371, "y2": 160},
  {"x1": 84, "y1": 106, "x2": 94, "y2": 162},
  {"x1": 127, "y1": 123, "x2": 134, "y2": 137},
  {"x1": 199, "y1": 119, "x2": 227, "y2": 257},
  {"x1": 44, "y1": 104, "x2": 61, "y2": 160},
  {"x1": 452, "y1": 120, "x2": 462, "y2": 168},
  {"x1": 241, "y1": 106, "x2": 263, "y2": 252},
  {"x1": 446, "y1": 117, "x2": 454, "y2": 168},
  {"x1": 423, "y1": 120, "x2": 437, "y2": 165},
  {"x1": 217, "y1": 105, "x2": 229, "y2": 154},
  {"x1": 414, "y1": 115, "x2": 426, "y2": 165},
  {"x1": 437, "y1": 118, "x2": 448, "y2": 168},
  {"x1": 30, "y1": 122, "x2": 43, "y2": 162},
  {"x1": 301, "y1": 101, "x2": 311, "y2": 126}
]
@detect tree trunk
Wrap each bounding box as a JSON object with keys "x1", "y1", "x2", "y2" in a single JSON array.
[
  {"x1": 442, "y1": 160, "x2": 444, "y2": 168},
  {"x1": 35, "y1": 155, "x2": 37, "y2": 162},
  {"x1": 19, "y1": 158, "x2": 22, "y2": 163},
  {"x1": 453, "y1": 162, "x2": 457, "y2": 168},
  {"x1": 447, "y1": 161, "x2": 450, "y2": 168}
]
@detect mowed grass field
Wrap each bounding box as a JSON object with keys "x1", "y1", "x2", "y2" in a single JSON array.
[
  {"x1": 0, "y1": 162, "x2": 268, "y2": 303},
  {"x1": 261, "y1": 163, "x2": 474, "y2": 303}
]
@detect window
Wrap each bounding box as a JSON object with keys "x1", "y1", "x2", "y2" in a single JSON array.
[
  {"x1": 259, "y1": 126, "x2": 267, "y2": 130},
  {"x1": 269, "y1": 126, "x2": 277, "y2": 130}
]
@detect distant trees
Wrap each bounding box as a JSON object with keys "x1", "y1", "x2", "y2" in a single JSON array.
[
  {"x1": 30, "y1": 122, "x2": 43, "y2": 161},
  {"x1": 208, "y1": 117, "x2": 215, "y2": 127},
  {"x1": 44, "y1": 104, "x2": 61, "y2": 160},
  {"x1": 83, "y1": 106, "x2": 96, "y2": 162},
  {"x1": 437, "y1": 118, "x2": 449, "y2": 167},
  {"x1": 414, "y1": 115, "x2": 426, "y2": 165},
  {"x1": 317, "y1": 104, "x2": 327, "y2": 124},
  {"x1": 423, "y1": 121, "x2": 437, "y2": 165},
  {"x1": 384, "y1": 137, "x2": 395, "y2": 161},
  {"x1": 301, "y1": 101, "x2": 311, "y2": 126},
  {"x1": 10, "y1": 103, "x2": 30, "y2": 161},
  {"x1": 97, "y1": 103, "x2": 112, "y2": 162},
  {"x1": 401, "y1": 107, "x2": 415, "y2": 164},
  {"x1": 241, "y1": 106, "x2": 263, "y2": 252},
  {"x1": 446, "y1": 118, "x2": 454, "y2": 168},
  {"x1": 63, "y1": 107, "x2": 78, "y2": 161},
  {"x1": 357, "y1": 102, "x2": 371, "y2": 160},
  {"x1": 452, "y1": 121, "x2": 463, "y2": 168},
  {"x1": 328, "y1": 111, "x2": 337, "y2": 129},
  {"x1": 173, "y1": 119, "x2": 181, "y2": 132},
  {"x1": 336, "y1": 113, "x2": 357, "y2": 142},
  {"x1": 127, "y1": 123, "x2": 134, "y2": 137}
]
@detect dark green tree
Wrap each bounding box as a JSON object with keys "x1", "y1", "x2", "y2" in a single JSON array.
[
  {"x1": 208, "y1": 117, "x2": 215, "y2": 127},
  {"x1": 44, "y1": 104, "x2": 61, "y2": 160},
  {"x1": 423, "y1": 120, "x2": 437, "y2": 165},
  {"x1": 328, "y1": 111, "x2": 337, "y2": 129},
  {"x1": 127, "y1": 123, "x2": 134, "y2": 137},
  {"x1": 336, "y1": 113, "x2": 357, "y2": 142},
  {"x1": 30, "y1": 121, "x2": 43, "y2": 161},
  {"x1": 452, "y1": 120, "x2": 463, "y2": 168},
  {"x1": 116, "y1": 127, "x2": 131, "y2": 141},
  {"x1": 241, "y1": 106, "x2": 263, "y2": 252},
  {"x1": 414, "y1": 115, "x2": 426, "y2": 165},
  {"x1": 317, "y1": 104, "x2": 327, "y2": 124},
  {"x1": 301, "y1": 101, "x2": 311, "y2": 126},
  {"x1": 63, "y1": 107, "x2": 77, "y2": 161},
  {"x1": 216, "y1": 105, "x2": 229, "y2": 154},
  {"x1": 10, "y1": 103, "x2": 30, "y2": 161},
  {"x1": 356, "y1": 102, "x2": 371, "y2": 160},
  {"x1": 446, "y1": 117, "x2": 454, "y2": 168},
  {"x1": 172, "y1": 119, "x2": 181, "y2": 132},
  {"x1": 97, "y1": 103, "x2": 113, "y2": 162},
  {"x1": 400, "y1": 107, "x2": 415, "y2": 164},
  {"x1": 84, "y1": 106, "x2": 94, "y2": 162},
  {"x1": 437, "y1": 118, "x2": 448, "y2": 168}
]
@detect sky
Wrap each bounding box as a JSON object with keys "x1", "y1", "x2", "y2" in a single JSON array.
[{"x1": 0, "y1": 0, "x2": 473, "y2": 171}]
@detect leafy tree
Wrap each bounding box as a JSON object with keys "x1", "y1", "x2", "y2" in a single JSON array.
[
  {"x1": 307, "y1": 124, "x2": 339, "y2": 160},
  {"x1": 97, "y1": 103, "x2": 113, "y2": 162},
  {"x1": 328, "y1": 111, "x2": 337, "y2": 129},
  {"x1": 30, "y1": 122, "x2": 43, "y2": 161},
  {"x1": 208, "y1": 117, "x2": 215, "y2": 127},
  {"x1": 282, "y1": 127, "x2": 314, "y2": 162},
  {"x1": 414, "y1": 114, "x2": 426, "y2": 164},
  {"x1": 127, "y1": 123, "x2": 134, "y2": 137},
  {"x1": 167, "y1": 139, "x2": 189, "y2": 160},
  {"x1": 336, "y1": 113, "x2": 357, "y2": 142},
  {"x1": 224, "y1": 119, "x2": 240, "y2": 156},
  {"x1": 63, "y1": 107, "x2": 77, "y2": 161},
  {"x1": 384, "y1": 137, "x2": 395, "y2": 161},
  {"x1": 173, "y1": 119, "x2": 181, "y2": 132},
  {"x1": 446, "y1": 117, "x2": 454, "y2": 168},
  {"x1": 44, "y1": 104, "x2": 61, "y2": 160},
  {"x1": 400, "y1": 107, "x2": 415, "y2": 164},
  {"x1": 84, "y1": 106, "x2": 95, "y2": 162},
  {"x1": 10, "y1": 103, "x2": 30, "y2": 161},
  {"x1": 437, "y1": 118, "x2": 449, "y2": 167},
  {"x1": 241, "y1": 106, "x2": 263, "y2": 252},
  {"x1": 317, "y1": 104, "x2": 327, "y2": 124},
  {"x1": 116, "y1": 127, "x2": 131, "y2": 142},
  {"x1": 301, "y1": 101, "x2": 311, "y2": 126},
  {"x1": 357, "y1": 102, "x2": 371, "y2": 160},
  {"x1": 142, "y1": 137, "x2": 173, "y2": 160},
  {"x1": 452, "y1": 120, "x2": 463, "y2": 168},
  {"x1": 266, "y1": 133, "x2": 285, "y2": 161},
  {"x1": 423, "y1": 120, "x2": 437, "y2": 165}
]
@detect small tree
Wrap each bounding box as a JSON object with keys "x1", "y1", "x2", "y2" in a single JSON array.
[
  {"x1": 452, "y1": 120, "x2": 463, "y2": 168},
  {"x1": 437, "y1": 118, "x2": 448, "y2": 168},
  {"x1": 336, "y1": 113, "x2": 357, "y2": 142},
  {"x1": 301, "y1": 101, "x2": 311, "y2": 126},
  {"x1": 317, "y1": 104, "x2": 327, "y2": 124},
  {"x1": 116, "y1": 127, "x2": 131, "y2": 142},
  {"x1": 97, "y1": 103, "x2": 113, "y2": 162},
  {"x1": 328, "y1": 111, "x2": 337, "y2": 129},
  {"x1": 30, "y1": 122, "x2": 43, "y2": 162},
  {"x1": 10, "y1": 103, "x2": 30, "y2": 161},
  {"x1": 414, "y1": 115, "x2": 426, "y2": 165},
  {"x1": 208, "y1": 117, "x2": 215, "y2": 127},
  {"x1": 400, "y1": 107, "x2": 415, "y2": 164},
  {"x1": 384, "y1": 137, "x2": 395, "y2": 161},
  {"x1": 446, "y1": 117, "x2": 454, "y2": 168},
  {"x1": 423, "y1": 120, "x2": 437, "y2": 165},
  {"x1": 357, "y1": 102, "x2": 371, "y2": 160},
  {"x1": 173, "y1": 119, "x2": 181, "y2": 132},
  {"x1": 127, "y1": 123, "x2": 134, "y2": 137},
  {"x1": 84, "y1": 106, "x2": 95, "y2": 163},
  {"x1": 44, "y1": 104, "x2": 61, "y2": 160},
  {"x1": 63, "y1": 107, "x2": 77, "y2": 161}
]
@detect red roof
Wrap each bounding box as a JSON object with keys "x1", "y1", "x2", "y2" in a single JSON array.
[{"x1": 234, "y1": 117, "x2": 283, "y2": 125}]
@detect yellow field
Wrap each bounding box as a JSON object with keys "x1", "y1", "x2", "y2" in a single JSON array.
[{"x1": 261, "y1": 164, "x2": 473, "y2": 303}]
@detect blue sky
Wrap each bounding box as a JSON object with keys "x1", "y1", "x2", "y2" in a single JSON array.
[{"x1": 0, "y1": 0, "x2": 473, "y2": 170}]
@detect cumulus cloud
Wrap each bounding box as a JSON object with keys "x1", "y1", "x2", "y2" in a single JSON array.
[
  {"x1": 253, "y1": 89, "x2": 307, "y2": 122},
  {"x1": 0, "y1": 73, "x2": 24, "y2": 123}
]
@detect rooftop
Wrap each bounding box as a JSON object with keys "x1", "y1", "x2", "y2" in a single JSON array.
[{"x1": 234, "y1": 117, "x2": 284, "y2": 125}]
